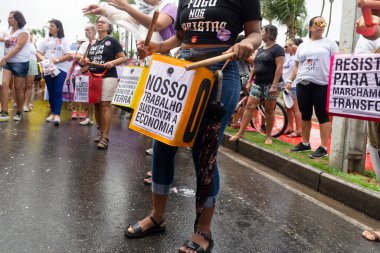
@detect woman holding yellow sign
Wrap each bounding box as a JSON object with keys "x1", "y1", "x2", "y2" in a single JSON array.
[{"x1": 127, "y1": 0, "x2": 262, "y2": 252}]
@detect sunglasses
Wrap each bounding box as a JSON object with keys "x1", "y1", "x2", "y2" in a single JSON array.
[{"x1": 313, "y1": 21, "x2": 327, "y2": 27}]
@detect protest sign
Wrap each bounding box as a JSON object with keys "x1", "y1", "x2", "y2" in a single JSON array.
[
  {"x1": 111, "y1": 66, "x2": 148, "y2": 109},
  {"x1": 74, "y1": 75, "x2": 89, "y2": 102},
  {"x1": 0, "y1": 42, "x2": 4, "y2": 84},
  {"x1": 328, "y1": 53, "x2": 380, "y2": 122},
  {"x1": 130, "y1": 54, "x2": 215, "y2": 147}
]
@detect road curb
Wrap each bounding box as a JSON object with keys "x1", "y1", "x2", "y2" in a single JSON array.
[{"x1": 222, "y1": 133, "x2": 380, "y2": 220}]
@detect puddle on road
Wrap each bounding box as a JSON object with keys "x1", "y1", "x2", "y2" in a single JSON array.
[{"x1": 170, "y1": 187, "x2": 195, "y2": 197}]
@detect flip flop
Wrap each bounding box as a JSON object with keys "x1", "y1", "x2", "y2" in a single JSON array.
[{"x1": 287, "y1": 132, "x2": 302, "y2": 138}]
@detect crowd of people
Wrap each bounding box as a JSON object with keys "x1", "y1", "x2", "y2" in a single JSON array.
[{"x1": 0, "y1": 0, "x2": 379, "y2": 250}]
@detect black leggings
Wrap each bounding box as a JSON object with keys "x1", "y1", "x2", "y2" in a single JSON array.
[{"x1": 296, "y1": 82, "x2": 330, "y2": 124}]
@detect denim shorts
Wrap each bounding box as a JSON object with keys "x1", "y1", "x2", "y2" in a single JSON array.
[
  {"x1": 250, "y1": 83, "x2": 279, "y2": 101},
  {"x1": 4, "y1": 61, "x2": 29, "y2": 77}
]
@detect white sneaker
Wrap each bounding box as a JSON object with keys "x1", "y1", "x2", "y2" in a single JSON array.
[
  {"x1": 54, "y1": 115, "x2": 60, "y2": 126},
  {"x1": 79, "y1": 118, "x2": 93, "y2": 126},
  {"x1": 23, "y1": 105, "x2": 30, "y2": 112},
  {"x1": 145, "y1": 148, "x2": 153, "y2": 155},
  {"x1": 13, "y1": 112, "x2": 22, "y2": 121},
  {"x1": 46, "y1": 114, "x2": 54, "y2": 122}
]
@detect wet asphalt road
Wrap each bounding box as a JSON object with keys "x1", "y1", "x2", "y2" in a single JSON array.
[{"x1": 0, "y1": 101, "x2": 380, "y2": 253}]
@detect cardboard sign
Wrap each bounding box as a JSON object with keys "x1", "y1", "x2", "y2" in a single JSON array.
[
  {"x1": 328, "y1": 53, "x2": 380, "y2": 122},
  {"x1": 111, "y1": 66, "x2": 148, "y2": 109},
  {"x1": 129, "y1": 54, "x2": 215, "y2": 147},
  {"x1": 0, "y1": 42, "x2": 4, "y2": 84},
  {"x1": 74, "y1": 75, "x2": 89, "y2": 102}
]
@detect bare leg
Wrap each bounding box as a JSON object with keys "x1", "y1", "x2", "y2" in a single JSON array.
[
  {"x1": 319, "y1": 121, "x2": 331, "y2": 147},
  {"x1": 301, "y1": 120, "x2": 312, "y2": 144},
  {"x1": 24, "y1": 75, "x2": 34, "y2": 108},
  {"x1": 286, "y1": 108, "x2": 295, "y2": 133},
  {"x1": 292, "y1": 99, "x2": 302, "y2": 135},
  {"x1": 0, "y1": 69, "x2": 12, "y2": 112},
  {"x1": 14, "y1": 76, "x2": 26, "y2": 113},
  {"x1": 100, "y1": 101, "x2": 112, "y2": 139},
  {"x1": 229, "y1": 96, "x2": 259, "y2": 141},
  {"x1": 264, "y1": 99, "x2": 277, "y2": 144},
  {"x1": 179, "y1": 208, "x2": 215, "y2": 252},
  {"x1": 127, "y1": 193, "x2": 168, "y2": 233},
  {"x1": 94, "y1": 103, "x2": 102, "y2": 130}
]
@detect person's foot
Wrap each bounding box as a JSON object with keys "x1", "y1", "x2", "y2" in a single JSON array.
[
  {"x1": 54, "y1": 115, "x2": 61, "y2": 126},
  {"x1": 125, "y1": 215, "x2": 165, "y2": 237},
  {"x1": 145, "y1": 148, "x2": 153, "y2": 155},
  {"x1": 229, "y1": 133, "x2": 244, "y2": 142},
  {"x1": 362, "y1": 230, "x2": 380, "y2": 241},
  {"x1": 287, "y1": 132, "x2": 302, "y2": 138},
  {"x1": 143, "y1": 177, "x2": 152, "y2": 185},
  {"x1": 13, "y1": 112, "x2": 23, "y2": 121},
  {"x1": 0, "y1": 111, "x2": 10, "y2": 122},
  {"x1": 71, "y1": 111, "x2": 78, "y2": 120},
  {"x1": 179, "y1": 231, "x2": 214, "y2": 253},
  {"x1": 23, "y1": 105, "x2": 30, "y2": 112},
  {"x1": 309, "y1": 146, "x2": 328, "y2": 159},
  {"x1": 264, "y1": 138, "x2": 272, "y2": 145},
  {"x1": 146, "y1": 171, "x2": 152, "y2": 177},
  {"x1": 291, "y1": 142, "x2": 311, "y2": 152},
  {"x1": 46, "y1": 114, "x2": 55, "y2": 122},
  {"x1": 79, "y1": 118, "x2": 93, "y2": 126},
  {"x1": 79, "y1": 111, "x2": 86, "y2": 119}
]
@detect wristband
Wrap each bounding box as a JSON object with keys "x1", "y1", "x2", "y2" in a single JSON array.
[{"x1": 286, "y1": 79, "x2": 293, "y2": 84}]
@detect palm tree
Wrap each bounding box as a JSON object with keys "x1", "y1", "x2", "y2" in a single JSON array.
[{"x1": 261, "y1": 0, "x2": 308, "y2": 39}]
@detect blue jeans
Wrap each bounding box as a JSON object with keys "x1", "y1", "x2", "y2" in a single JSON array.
[
  {"x1": 44, "y1": 71, "x2": 67, "y2": 115},
  {"x1": 152, "y1": 47, "x2": 240, "y2": 208}
]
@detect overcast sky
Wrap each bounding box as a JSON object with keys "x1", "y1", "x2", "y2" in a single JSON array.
[{"x1": 0, "y1": 0, "x2": 343, "y2": 46}]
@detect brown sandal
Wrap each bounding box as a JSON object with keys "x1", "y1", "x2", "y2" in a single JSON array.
[
  {"x1": 94, "y1": 132, "x2": 103, "y2": 142},
  {"x1": 97, "y1": 137, "x2": 109, "y2": 149}
]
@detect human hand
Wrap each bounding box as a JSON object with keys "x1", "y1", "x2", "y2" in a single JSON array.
[
  {"x1": 104, "y1": 61, "x2": 115, "y2": 69},
  {"x1": 79, "y1": 58, "x2": 89, "y2": 66},
  {"x1": 224, "y1": 39, "x2": 255, "y2": 60},
  {"x1": 136, "y1": 40, "x2": 159, "y2": 59},
  {"x1": 82, "y1": 4, "x2": 106, "y2": 16},
  {"x1": 0, "y1": 58, "x2": 6, "y2": 67},
  {"x1": 269, "y1": 84, "x2": 278, "y2": 93},
  {"x1": 107, "y1": 0, "x2": 129, "y2": 11}
]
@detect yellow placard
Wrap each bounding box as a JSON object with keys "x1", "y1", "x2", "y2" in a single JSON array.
[
  {"x1": 111, "y1": 66, "x2": 149, "y2": 109},
  {"x1": 129, "y1": 54, "x2": 215, "y2": 147}
]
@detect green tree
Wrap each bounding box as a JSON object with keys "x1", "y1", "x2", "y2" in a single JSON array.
[
  {"x1": 261, "y1": 0, "x2": 308, "y2": 39},
  {"x1": 31, "y1": 28, "x2": 46, "y2": 38}
]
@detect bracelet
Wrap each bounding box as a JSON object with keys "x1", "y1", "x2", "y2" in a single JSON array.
[{"x1": 286, "y1": 79, "x2": 293, "y2": 83}]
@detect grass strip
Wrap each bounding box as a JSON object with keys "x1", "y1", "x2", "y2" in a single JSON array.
[{"x1": 225, "y1": 127, "x2": 380, "y2": 192}]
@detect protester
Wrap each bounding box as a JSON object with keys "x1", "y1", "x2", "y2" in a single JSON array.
[
  {"x1": 355, "y1": 11, "x2": 380, "y2": 241},
  {"x1": 75, "y1": 24, "x2": 97, "y2": 126},
  {"x1": 0, "y1": 11, "x2": 30, "y2": 121},
  {"x1": 230, "y1": 34, "x2": 253, "y2": 129},
  {"x1": 287, "y1": 16, "x2": 338, "y2": 158},
  {"x1": 123, "y1": 1, "x2": 262, "y2": 252},
  {"x1": 79, "y1": 16, "x2": 126, "y2": 149},
  {"x1": 229, "y1": 24, "x2": 285, "y2": 145},
  {"x1": 23, "y1": 32, "x2": 37, "y2": 112},
  {"x1": 284, "y1": 39, "x2": 302, "y2": 137},
  {"x1": 37, "y1": 19, "x2": 71, "y2": 126},
  {"x1": 83, "y1": 0, "x2": 178, "y2": 179}
]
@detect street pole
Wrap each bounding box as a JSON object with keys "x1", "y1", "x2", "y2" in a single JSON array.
[{"x1": 329, "y1": 0, "x2": 367, "y2": 173}]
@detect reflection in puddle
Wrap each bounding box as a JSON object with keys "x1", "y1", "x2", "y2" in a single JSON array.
[{"x1": 170, "y1": 187, "x2": 195, "y2": 197}]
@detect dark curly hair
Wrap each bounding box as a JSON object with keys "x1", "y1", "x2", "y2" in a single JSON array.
[
  {"x1": 263, "y1": 24, "x2": 278, "y2": 41},
  {"x1": 9, "y1": 11, "x2": 26, "y2": 29}
]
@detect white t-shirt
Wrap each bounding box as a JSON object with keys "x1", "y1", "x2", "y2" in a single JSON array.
[
  {"x1": 37, "y1": 37, "x2": 71, "y2": 73},
  {"x1": 282, "y1": 54, "x2": 295, "y2": 87},
  {"x1": 29, "y1": 43, "x2": 37, "y2": 61},
  {"x1": 354, "y1": 35, "x2": 380, "y2": 54},
  {"x1": 4, "y1": 27, "x2": 30, "y2": 63},
  {"x1": 294, "y1": 38, "x2": 338, "y2": 86}
]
